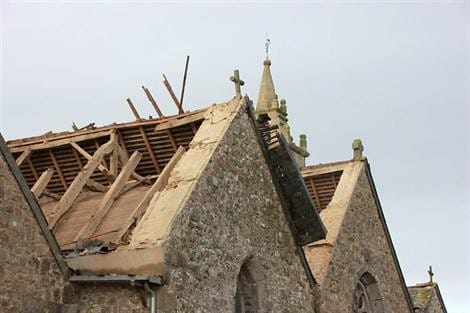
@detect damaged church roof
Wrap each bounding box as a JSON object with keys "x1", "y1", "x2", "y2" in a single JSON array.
[{"x1": 5, "y1": 86, "x2": 326, "y2": 277}]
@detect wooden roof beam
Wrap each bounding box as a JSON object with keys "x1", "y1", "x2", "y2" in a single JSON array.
[
  {"x1": 179, "y1": 55, "x2": 190, "y2": 107},
  {"x1": 9, "y1": 129, "x2": 114, "y2": 153},
  {"x1": 162, "y1": 74, "x2": 184, "y2": 114},
  {"x1": 113, "y1": 146, "x2": 185, "y2": 244},
  {"x1": 142, "y1": 86, "x2": 164, "y2": 118},
  {"x1": 127, "y1": 98, "x2": 142, "y2": 120},
  {"x1": 49, "y1": 134, "x2": 117, "y2": 229},
  {"x1": 166, "y1": 129, "x2": 177, "y2": 152},
  {"x1": 139, "y1": 126, "x2": 161, "y2": 174},
  {"x1": 74, "y1": 150, "x2": 142, "y2": 241},
  {"x1": 31, "y1": 168, "x2": 54, "y2": 198},
  {"x1": 16, "y1": 148, "x2": 31, "y2": 166},
  {"x1": 86, "y1": 179, "x2": 108, "y2": 192},
  {"x1": 49, "y1": 150, "x2": 68, "y2": 190},
  {"x1": 117, "y1": 145, "x2": 148, "y2": 183},
  {"x1": 27, "y1": 158, "x2": 39, "y2": 180},
  {"x1": 70, "y1": 141, "x2": 113, "y2": 179}
]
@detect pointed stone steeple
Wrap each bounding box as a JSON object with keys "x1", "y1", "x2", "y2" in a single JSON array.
[
  {"x1": 256, "y1": 59, "x2": 276, "y2": 113},
  {"x1": 255, "y1": 57, "x2": 310, "y2": 167}
]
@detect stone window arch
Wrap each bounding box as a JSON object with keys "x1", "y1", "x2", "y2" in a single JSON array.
[
  {"x1": 235, "y1": 258, "x2": 260, "y2": 313},
  {"x1": 353, "y1": 272, "x2": 385, "y2": 313}
]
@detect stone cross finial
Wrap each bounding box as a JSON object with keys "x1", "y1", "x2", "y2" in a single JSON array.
[
  {"x1": 300, "y1": 134, "x2": 307, "y2": 151},
  {"x1": 352, "y1": 139, "x2": 365, "y2": 161},
  {"x1": 428, "y1": 265, "x2": 434, "y2": 283},
  {"x1": 230, "y1": 70, "x2": 245, "y2": 98}
]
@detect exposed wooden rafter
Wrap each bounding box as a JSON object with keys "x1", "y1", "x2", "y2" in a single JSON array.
[
  {"x1": 113, "y1": 146, "x2": 185, "y2": 244},
  {"x1": 139, "y1": 126, "x2": 161, "y2": 174},
  {"x1": 15, "y1": 148, "x2": 31, "y2": 166},
  {"x1": 31, "y1": 168, "x2": 54, "y2": 198},
  {"x1": 142, "y1": 86, "x2": 164, "y2": 118},
  {"x1": 162, "y1": 74, "x2": 184, "y2": 114},
  {"x1": 70, "y1": 141, "x2": 113, "y2": 180},
  {"x1": 27, "y1": 158, "x2": 39, "y2": 180},
  {"x1": 74, "y1": 150, "x2": 142, "y2": 241},
  {"x1": 49, "y1": 134, "x2": 118, "y2": 229},
  {"x1": 49, "y1": 150, "x2": 68, "y2": 190}
]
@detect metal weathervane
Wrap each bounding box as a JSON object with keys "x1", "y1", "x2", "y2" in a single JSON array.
[{"x1": 265, "y1": 35, "x2": 271, "y2": 59}]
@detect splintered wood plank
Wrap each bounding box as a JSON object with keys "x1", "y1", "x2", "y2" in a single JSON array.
[
  {"x1": 49, "y1": 134, "x2": 117, "y2": 229},
  {"x1": 31, "y1": 168, "x2": 54, "y2": 198},
  {"x1": 16, "y1": 148, "x2": 31, "y2": 166},
  {"x1": 113, "y1": 146, "x2": 185, "y2": 243},
  {"x1": 48, "y1": 150, "x2": 68, "y2": 190},
  {"x1": 74, "y1": 150, "x2": 142, "y2": 241},
  {"x1": 139, "y1": 126, "x2": 161, "y2": 174}
]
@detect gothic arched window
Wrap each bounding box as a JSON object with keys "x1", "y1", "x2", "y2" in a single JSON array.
[
  {"x1": 235, "y1": 260, "x2": 258, "y2": 313},
  {"x1": 353, "y1": 272, "x2": 385, "y2": 313}
]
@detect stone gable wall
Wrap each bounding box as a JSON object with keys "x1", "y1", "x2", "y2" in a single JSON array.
[
  {"x1": 426, "y1": 287, "x2": 446, "y2": 313},
  {"x1": 315, "y1": 165, "x2": 412, "y2": 313},
  {"x1": 160, "y1": 104, "x2": 317, "y2": 312},
  {"x1": 0, "y1": 152, "x2": 149, "y2": 313}
]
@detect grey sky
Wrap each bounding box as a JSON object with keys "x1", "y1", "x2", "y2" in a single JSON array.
[{"x1": 1, "y1": 1, "x2": 468, "y2": 312}]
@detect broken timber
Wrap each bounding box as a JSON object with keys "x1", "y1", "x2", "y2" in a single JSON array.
[
  {"x1": 142, "y1": 86, "x2": 164, "y2": 118},
  {"x1": 15, "y1": 148, "x2": 31, "y2": 166},
  {"x1": 70, "y1": 141, "x2": 114, "y2": 180},
  {"x1": 162, "y1": 74, "x2": 184, "y2": 114},
  {"x1": 113, "y1": 146, "x2": 186, "y2": 244},
  {"x1": 31, "y1": 168, "x2": 54, "y2": 198},
  {"x1": 74, "y1": 150, "x2": 142, "y2": 241},
  {"x1": 49, "y1": 134, "x2": 118, "y2": 229}
]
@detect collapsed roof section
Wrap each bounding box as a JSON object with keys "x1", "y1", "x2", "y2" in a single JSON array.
[
  {"x1": 6, "y1": 94, "x2": 327, "y2": 279},
  {"x1": 8, "y1": 109, "x2": 206, "y2": 195},
  {"x1": 7, "y1": 109, "x2": 207, "y2": 253}
]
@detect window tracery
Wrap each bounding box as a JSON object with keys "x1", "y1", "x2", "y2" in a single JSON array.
[{"x1": 353, "y1": 272, "x2": 385, "y2": 313}]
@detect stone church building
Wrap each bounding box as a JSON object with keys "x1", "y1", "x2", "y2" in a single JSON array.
[{"x1": 0, "y1": 57, "x2": 447, "y2": 313}]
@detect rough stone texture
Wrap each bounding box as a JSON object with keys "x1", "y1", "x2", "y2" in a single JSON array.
[
  {"x1": 409, "y1": 284, "x2": 446, "y2": 313},
  {"x1": 424, "y1": 287, "x2": 446, "y2": 313},
  {"x1": 309, "y1": 164, "x2": 412, "y2": 313},
  {"x1": 0, "y1": 152, "x2": 75, "y2": 312},
  {"x1": 0, "y1": 152, "x2": 149, "y2": 313},
  {"x1": 159, "y1": 102, "x2": 317, "y2": 312}
]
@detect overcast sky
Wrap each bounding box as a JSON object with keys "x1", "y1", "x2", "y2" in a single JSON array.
[{"x1": 1, "y1": 1, "x2": 468, "y2": 312}]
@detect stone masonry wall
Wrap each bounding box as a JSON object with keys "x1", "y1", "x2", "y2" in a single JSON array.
[
  {"x1": 159, "y1": 103, "x2": 318, "y2": 312},
  {"x1": 316, "y1": 165, "x2": 412, "y2": 313},
  {"x1": 426, "y1": 287, "x2": 446, "y2": 313},
  {"x1": 0, "y1": 151, "x2": 151, "y2": 313}
]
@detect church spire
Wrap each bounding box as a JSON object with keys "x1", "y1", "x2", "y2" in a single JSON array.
[
  {"x1": 254, "y1": 52, "x2": 310, "y2": 168},
  {"x1": 256, "y1": 58, "x2": 276, "y2": 113}
]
